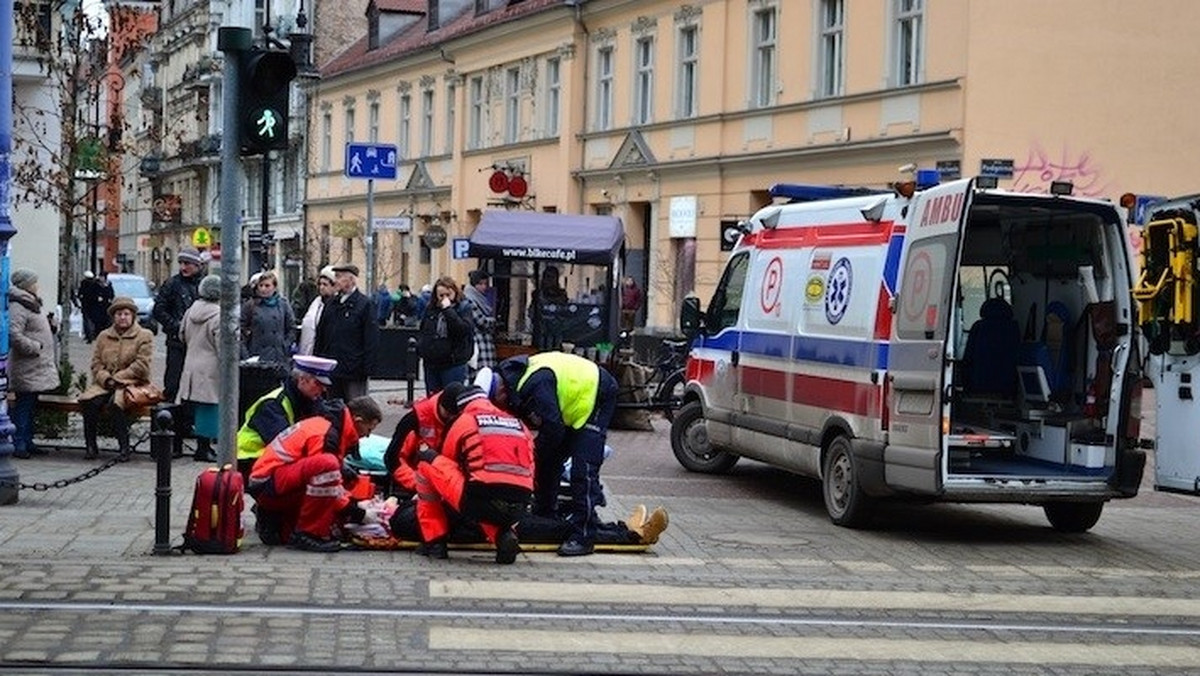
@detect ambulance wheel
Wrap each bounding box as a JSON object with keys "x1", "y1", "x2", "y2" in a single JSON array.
[
  {"x1": 822, "y1": 436, "x2": 875, "y2": 528},
  {"x1": 671, "y1": 401, "x2": 738, "y2": 474},
  {"x1": 1043, "y1": 501, "x2": 1104, "y2": 533}
]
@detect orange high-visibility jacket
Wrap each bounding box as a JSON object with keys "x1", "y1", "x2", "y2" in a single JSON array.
[
  {"x1": 250, "y1": 406, "x2": 361, "y2": 481},
  {"x1": 392, "y1": 392, "x2": 448, "y2": 491},
  {"x1": 440, "y1": 396, "x2": 535, "y2": 491}
]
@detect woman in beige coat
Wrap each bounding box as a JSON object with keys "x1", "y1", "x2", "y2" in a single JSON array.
[
  {"x1": 178, "y1": 274, "x2": 221, "y2": 462},
  {"x1": 8, "y1": 269, "x2": 59, "y2": 458},
  {"x1": 78, "y1": 297, "x2": 155, "y2": 459}
]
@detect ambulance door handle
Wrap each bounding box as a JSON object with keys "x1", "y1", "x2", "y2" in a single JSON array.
[
  {"x1": 927, "y1": 346, "x2": 941, "y2": 360},
  {"x1": 731, "y1": 350, "x2": 740, "y2": 366}
]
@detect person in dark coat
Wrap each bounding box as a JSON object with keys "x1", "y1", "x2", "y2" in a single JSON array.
[
  {"x1": 313, "y1": 264, "x2": 379, "y2": 401},
  {"x1": 78, "y1": 271, "x2": 114, "y2": 342},
  {"x1": 375, "y1": 284, "x2": 393, "y2": 326},
  {"x1": 152, "y1": 246, "x2": 203, "y2": 403},
  {"x1": 241, "y1": 270, "x2": 297, "y2": 365},
  {"x1": 416, "y1": 275, "x2": 474, "y2": 395}
]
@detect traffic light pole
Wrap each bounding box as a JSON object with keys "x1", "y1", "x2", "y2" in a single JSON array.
[
  {"x1": 261, "y1": 153, "x2": 270, "y2": 271},
  {"x1": 218, "y1": 26, "x2": 251, "y2": 466}
]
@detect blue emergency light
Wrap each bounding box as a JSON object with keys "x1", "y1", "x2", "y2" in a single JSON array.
[{"x1": 768, "y1": 183, "x2": 886, "y2": 203}]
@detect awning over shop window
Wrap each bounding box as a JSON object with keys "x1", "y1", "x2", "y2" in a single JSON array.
[{"x1": 468, "y1": 211, "x2": 624, "y2": 265}]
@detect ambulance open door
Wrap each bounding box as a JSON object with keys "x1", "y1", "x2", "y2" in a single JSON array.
[{"x1": 885, "y1": 179, "x2": 975, "y2": 494}]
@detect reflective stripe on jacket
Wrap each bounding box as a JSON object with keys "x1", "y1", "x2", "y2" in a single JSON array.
[{"x1": 517, "y1": 352, "x2": 600, "y2": 430}]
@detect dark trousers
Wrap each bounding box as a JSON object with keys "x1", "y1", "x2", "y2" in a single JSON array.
[
  {"x1": 12, "y1": 392, "x2": 40, "y2": 453},
  {"x1": 532, "y1": 369, "x2": 618, "y2": 540},
  {"x1": 81, "y1": 393, "x2": 131, "y2": 455},
  {"x1": 163, "y1": 341, "x2": 185, "y2": 403}
]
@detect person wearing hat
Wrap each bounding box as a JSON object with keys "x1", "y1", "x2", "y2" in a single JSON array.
[
  {"x1": 235, "y1": 354, "x2": 334, "y2": 490},
  {"x1": 410, "y1": 385, "x2": 533, "y2": 564},
  {"x1": 8, "y1": 269, "x2": 59, "y2": 458},
  {"x1": 313, "y1": 263, "x2": 378, "y2": 401},
  {"x1": 78, "y1": 296, "x2": 155, "y2": 459},
  {"x1": 177, "y1": 275, "x2": 222, "y2": 463},
  {"x1": 153, "y1": 245, "x2": 204, "y2": 403},
  {"x1": 298, "y1": 265, "x2": 337, "y2": 356}
]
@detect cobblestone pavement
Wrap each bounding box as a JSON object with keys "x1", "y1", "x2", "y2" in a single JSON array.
[{"x1": 0, "y1": 333, "x2": 1198, "y2": 674}]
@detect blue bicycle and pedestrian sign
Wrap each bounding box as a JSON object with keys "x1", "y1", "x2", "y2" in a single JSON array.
[{"x1": 345, "y1": 143, "x2": 398, "y2": 180}]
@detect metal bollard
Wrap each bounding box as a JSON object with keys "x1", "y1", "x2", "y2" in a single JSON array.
[
  {"x1": 406, "y1": 336, "x2": 419, "y2": 405},
  {"x1": 151, "y1": 405, "x2": 175, "y2": 555}
]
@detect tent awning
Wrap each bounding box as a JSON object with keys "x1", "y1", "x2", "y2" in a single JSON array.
[{"x1": 468, "y1": 211, "x2": 624, "y2": 265}]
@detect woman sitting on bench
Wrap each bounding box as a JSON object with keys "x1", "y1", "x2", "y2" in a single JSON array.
[{"x1": 77, "y1": 296, "x2": 154, "y2": 459}]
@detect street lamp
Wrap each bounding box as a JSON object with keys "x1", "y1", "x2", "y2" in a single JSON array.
[{"x1": 80, "y1": 69, "x2": 126, "y2": 274}]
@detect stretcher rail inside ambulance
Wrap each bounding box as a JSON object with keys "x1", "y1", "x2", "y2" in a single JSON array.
[{"x1": 466, "y1": 210, "x2": 625, "y2": 362}]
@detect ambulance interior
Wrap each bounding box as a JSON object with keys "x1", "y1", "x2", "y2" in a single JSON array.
[{"x1": 947, "y1": 198, "x2": 1129, "y2": 479}]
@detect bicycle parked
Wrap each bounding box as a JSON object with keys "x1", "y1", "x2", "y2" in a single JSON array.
[{"x1": 612, "y1": 331, "x2": 690, "y2": 421}]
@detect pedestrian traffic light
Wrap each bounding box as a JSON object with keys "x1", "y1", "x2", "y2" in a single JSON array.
[{"x1": 238, "y1": 48, "x2": 297, "y2": 155}]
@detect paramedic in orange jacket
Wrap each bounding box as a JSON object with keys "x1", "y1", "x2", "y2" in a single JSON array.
[
  {"x1": 383, "y1": 382, "x2": 465, "y2": 496},
  {"x1": 248, "y1": 396, "x2": 382, "y2": 552},
  {"x1": 413, "y1": 385, "x2": 533, "y2": 564}
]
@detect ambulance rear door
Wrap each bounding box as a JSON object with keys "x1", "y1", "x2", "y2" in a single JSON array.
[{"x1": 885, "y1": 179, "x2": 975, "y2": 494}]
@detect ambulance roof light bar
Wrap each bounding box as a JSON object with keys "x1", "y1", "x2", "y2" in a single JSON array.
[
  {"x1": 768, "y1": 183, "x2": 885, "y2": 203},
  {"x1": 976, "y1": 175, "x2": 1000, "y2": 189}
]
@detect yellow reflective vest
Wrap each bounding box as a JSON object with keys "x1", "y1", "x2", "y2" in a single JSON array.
[
  {"x1": 517, "y1": 352, "x2": 600, "y2": 429},
  {"x1": 236, "y1": 387, "x2": 297, "y2": 461}
]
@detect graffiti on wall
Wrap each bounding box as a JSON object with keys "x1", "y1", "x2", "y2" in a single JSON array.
[{"x1": 1010, "y1": 144, "x2": 1112, "y2": 199}]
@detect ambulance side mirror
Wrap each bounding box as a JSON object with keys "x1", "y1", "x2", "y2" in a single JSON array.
[{"x1": 680, "y1": 296, "x2": 705, "y2": 338}]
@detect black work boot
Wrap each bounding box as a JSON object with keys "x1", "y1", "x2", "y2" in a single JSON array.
[
  {"x1": 83, "y1": 419, "x2": 99, "y2": 460},
  {"x1": 415, "y1": 540, "x2": 449, "y2": 559},
  {"x1": 495, "y1": 528, "x2": 520, "y2": 565}
]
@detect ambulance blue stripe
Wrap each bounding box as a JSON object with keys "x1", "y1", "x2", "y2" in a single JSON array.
[
  {"x1": 882, "y1": 233, "x2": 905, "y2": 296},
  {"x1": 698, "y1": 331, "x2": 888, "y2": 369}
]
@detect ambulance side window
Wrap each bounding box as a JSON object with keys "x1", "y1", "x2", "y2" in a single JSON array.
[{"x1": 709, "y1": 252, "x2": 751, "y2": 331}]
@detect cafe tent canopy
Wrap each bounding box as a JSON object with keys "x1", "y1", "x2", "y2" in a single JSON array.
[{"x1": 468, "y1": 211, "x2": 624, "y2": 265}]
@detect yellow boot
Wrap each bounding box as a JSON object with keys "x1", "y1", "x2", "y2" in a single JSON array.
[{"x1": 638, "y1": 507, "x2": 670, "y2": 545}]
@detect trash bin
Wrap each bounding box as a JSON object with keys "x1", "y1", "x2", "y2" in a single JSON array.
[
  {"x1": 239, "y1": 361, "x2": 289, "y2": 419},
  {"x1": 374, "y1": 327, "x2": 421, "y2": 379}
]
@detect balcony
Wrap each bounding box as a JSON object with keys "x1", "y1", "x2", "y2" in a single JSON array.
[{"x1": 140, "y1": 86, "x2": 163, "y2": 112}]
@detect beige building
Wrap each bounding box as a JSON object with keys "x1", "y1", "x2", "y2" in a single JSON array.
[{"x1": 308, "y1": 0, "x2": 1200, "y2": 334}]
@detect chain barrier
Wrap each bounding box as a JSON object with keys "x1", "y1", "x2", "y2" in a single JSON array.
[{"x1": 0, "y1": 453, "x2": 134, "y2": 491}]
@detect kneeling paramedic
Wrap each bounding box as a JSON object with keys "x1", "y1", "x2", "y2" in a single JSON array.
[
  {"x1": 383, "y1": 382, "x2": 466, "y2": 498},
  {"x1": 247, "y1": 396, "x2": 383, "y2": 552},
  {"x1": 413, "y1": 385, "x2": 533, "y2": 564},
  {"x1": 485, "y1": 352, "x2": 618, "y2": 557}
]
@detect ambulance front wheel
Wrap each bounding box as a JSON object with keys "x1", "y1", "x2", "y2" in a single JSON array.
[
  {"x1": 1042, "y1": 501, "x2": 1104, "y2": 533},
  {"x1": 670, "y1": 401, "x2": 738, "y2": 474},
  {"x1": 822, "y1": 436, "x2": 876, "y2": 528}
]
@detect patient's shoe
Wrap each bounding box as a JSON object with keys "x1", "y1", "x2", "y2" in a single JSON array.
[
  {"x1": 626, "y1": 504, "x2": 647, "y2": 532},
  {"x1": 637, "y1": 507, "x2": 670, "y2": 545}
]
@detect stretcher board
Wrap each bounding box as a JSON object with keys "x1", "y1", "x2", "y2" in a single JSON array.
[{"x1": 350, "y1": 535, "x2": 651, "y2": 553}]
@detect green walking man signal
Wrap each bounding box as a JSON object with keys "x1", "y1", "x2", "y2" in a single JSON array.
[{"x1": 238, "y1": 48, "x2": 297, "y2": 155}]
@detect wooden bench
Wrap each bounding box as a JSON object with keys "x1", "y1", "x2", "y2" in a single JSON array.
[{"x1": 16, "y1": 393, "x2": 154, "y2": 455}]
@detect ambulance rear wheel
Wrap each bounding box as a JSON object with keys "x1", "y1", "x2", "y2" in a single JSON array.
[
  {"x1": 671, "y1": 401, "x2": 738, "y2": 474},
  {"x1": 822, "y1": 436, "x2": 875, "y2": 528},
  {"x1": 1043, "y1": 501, "x2": 1104, "y2": 533}
]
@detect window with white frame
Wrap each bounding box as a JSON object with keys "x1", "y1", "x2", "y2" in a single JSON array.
[
  {"x1": 634, "y1": 36, "x2": 654, "y2": 125},
  {"x1": 399, "y1": 93, "x2": 411, "y2": 158},
  {"x1": 368, "y1": 101, "x2": 380, "y2": 142},
  {"x1": 445, "y1": 83, "x2": 456, "y2": 153},
  {"x1": 468, "y1": 76, "x2": 484, "y2": 149},
  {"x1": 819, "y1": 0, "x2": 844, "y2": 97},
  {"x1": 505, "y1": 67, "x2": 520, "y2": 143},
  {"x1": 596, "y1": 45, "x2": 614, "y2": 130},
  {"x1": 894, "y1": 0, "x2": 923, "y2": 86},
  {"x1": 750, "y1": 6, "x2": 776, "y2": 108},
  {"x1": 421, "y1": 89, "x2": 434, "y2": 155},
  {"x1": 676, "y1": 25, "x2": 698, "y2": 118},
  {"x1": 545, "y1": 57, "x2": 561, "y2": 136},
  {"x1": 321, "y1": 111, "x2": 332, "y2": 171},
  {"x1": 344, "y1": 107, "x2": 355, "y2": 146}
]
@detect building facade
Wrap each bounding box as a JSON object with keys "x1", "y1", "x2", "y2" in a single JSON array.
[{"x1": 309, "y1": 0, "x2": 1200, "y2": 333}]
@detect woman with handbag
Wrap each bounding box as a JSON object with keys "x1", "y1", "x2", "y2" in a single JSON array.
[
  {"x1": 178, "y1": 274, "x2": 222, "y2": 462},
  {"x1": 78, "y1": 296, "x2": 156, "y2": 459}
]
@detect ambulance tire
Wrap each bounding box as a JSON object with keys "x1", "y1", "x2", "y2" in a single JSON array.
[
  {"x1": 1042, "y1": 501, "x2": 1104, "y2": 533},
  {"x1": 822, "y1": 435, "x2": 875, "y2": 528},
  {"x1": 671, "y1": 401, "x2": 738, "y2": 474}
]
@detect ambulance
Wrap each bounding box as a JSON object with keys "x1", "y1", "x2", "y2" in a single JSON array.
[{"x1": 672, "y1": 175, "x2": 1146, "y2": 531}]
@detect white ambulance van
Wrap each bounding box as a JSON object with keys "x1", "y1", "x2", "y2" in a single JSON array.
[{"x1": 672, "y1": 176, "x2": 1146, "y2": 532}]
